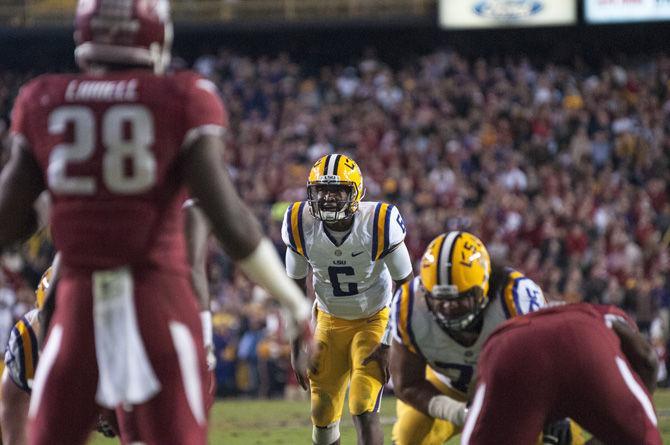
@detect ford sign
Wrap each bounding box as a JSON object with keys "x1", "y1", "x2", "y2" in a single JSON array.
[{"x1": 473, "y1": 1, "x2": 543, "y2": 20}]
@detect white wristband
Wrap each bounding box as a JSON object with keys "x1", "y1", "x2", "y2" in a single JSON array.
[
  {"x1": 200, "y1": 310, "x2": 213, "y2": 348},
  {"x1": 427, "y1": 395, "x2": 467, "y2": 426}
]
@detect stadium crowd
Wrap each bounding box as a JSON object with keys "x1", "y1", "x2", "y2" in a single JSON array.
[{"x1": 0, "y1": 47, "x2": 668, "y2": 396}]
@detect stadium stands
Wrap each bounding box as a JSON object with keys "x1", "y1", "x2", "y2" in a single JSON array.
[
  {"x1": 0, "y1": 0, "x2": 433, "y2": 25},
  {"x1": 0, "y1": 18, "x2": 668, "y2": 397}
]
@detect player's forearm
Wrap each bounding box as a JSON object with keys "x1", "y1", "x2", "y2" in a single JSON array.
[
  {"x1": 395, "y1": 378, "x2": 445, "y2": 416},
  {"x1": 213, "y1": 204, "x2": 263, "y2": 260},
  {"x1": 612, "y1": 320, "x2": 659, "y2": 392},
  {"x1": 0, "y1": 194, "x2": 37, "y2": 248},
  {"x1": 0, "y1": 373, "x2": 29, "y2": 445},
  {"x1": 184, "y1": 203, "x2": 212, "y2": 311},
  {"x1": 391, "y1": 341, "x2": 467, "y2": 425},
  {"x1": 0, "y1": 142, "x2": 43, "y2": 248}
]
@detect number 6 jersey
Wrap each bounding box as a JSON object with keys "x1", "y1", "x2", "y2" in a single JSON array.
[{"x1": 282, "y1": 201, "x2": 410, "y2": 320}]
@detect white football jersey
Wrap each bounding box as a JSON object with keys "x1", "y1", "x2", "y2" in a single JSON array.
[
  {"x1": 5, "y1": 308, "x2": 41, "y2": 393},
  {"x1": 282, "y1": 201, "x2": 407, "y2": 320},
  {"x1": 391, "y1": 268, "x2": 545, "y2": 394}
]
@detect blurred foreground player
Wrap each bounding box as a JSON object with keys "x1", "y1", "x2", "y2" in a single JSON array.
[
  {"x1": 0, "y1": 1, "x2": 312, "y2": 444},
  {"x1": 461, "y1": 303, "x2": 662, "y2": 445}
]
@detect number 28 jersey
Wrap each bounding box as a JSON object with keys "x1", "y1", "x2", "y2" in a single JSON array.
[
  {"x1": 10, "y1": 70, "x2": 227, "y2": 272},
  {"x1": 282, "y1": 201, "x2": 406, "y2": 320}
]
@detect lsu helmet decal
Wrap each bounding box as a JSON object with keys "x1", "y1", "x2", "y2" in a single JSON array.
[
  {"x1": 420, "y1": 231, "x2": 491, "y2": 332},
  {"x1": 307, "y1": 154, "x2": 365, "y2": 222}
]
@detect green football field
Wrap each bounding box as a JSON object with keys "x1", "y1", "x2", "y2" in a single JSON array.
[{"x1": 89, "y1": 389, "x2": 670, "y2": 444}]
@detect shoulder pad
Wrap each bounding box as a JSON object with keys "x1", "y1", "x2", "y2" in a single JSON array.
[
  {"x1": 593, "y1": 304, "x2": 637, "y2": 331},
  {"x1": 371, "y1": 203, "x2": 406, "y2": 260},
  {"x1": 391, "y1": 278, "x2": 419, "y2": 354},
  {"x1": 281, "y1": 202, "x2": 309, "y2": 259},
  {"x1": 180, "y1": 72, "x2": 228, "y2": 149},
  {"x1": 500, "y1": 271, "x2": 546, "y2": 318},
  {"x1": 4, "y1": 313, "x2": 39, "y2": 393}
]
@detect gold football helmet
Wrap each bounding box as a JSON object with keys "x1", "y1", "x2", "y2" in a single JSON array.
[
  {"x1": 35, "y1": 266, "x2": 53, "y2": 310},
  {"x1": 307, "y1": 154, "x2": 365, "y2": 222},
  {"x1": 420, "y1": 231, "x2": 491, "y2": 332}
]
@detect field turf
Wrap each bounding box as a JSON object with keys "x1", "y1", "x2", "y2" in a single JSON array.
[{"x1": 89, "y1": 389, "x2": 670, "y2": 444}]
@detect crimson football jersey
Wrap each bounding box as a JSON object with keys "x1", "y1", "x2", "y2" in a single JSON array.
[{"x1": 11, "y1": 70, "x2": 227, "y2": 272}]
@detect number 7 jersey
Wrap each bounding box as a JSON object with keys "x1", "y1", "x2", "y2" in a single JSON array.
[
  {"x1": 391, "y1": 268, "x2": 546, "y2": 394},
  {"x1": 282, "y1": 201, "x2": 407, "y2": 320},
  {"x1": 10, "y1": 70, "x2": 227, "y2": 271}
]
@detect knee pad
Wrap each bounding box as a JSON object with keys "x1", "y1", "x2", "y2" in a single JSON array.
[{"x1": 312, "y1": 421, "x2": 340, "y2": 445}]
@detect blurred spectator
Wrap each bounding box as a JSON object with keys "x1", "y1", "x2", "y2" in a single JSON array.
[{"x1": 1, "y1": 46, "x2": 669, "y2": 394}]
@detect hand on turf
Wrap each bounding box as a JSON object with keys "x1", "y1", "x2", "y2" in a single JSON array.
[
  {"x1": 96, "y1": 409, "x2": 119, "y2": 438},
  {"x1": 361, "y1": 343, "x2": 390, "y2": 383}
]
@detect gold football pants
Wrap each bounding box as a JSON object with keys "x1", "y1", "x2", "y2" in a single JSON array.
[{"x1": 308, "y1": 307, "x2": 389, "y2": 427}]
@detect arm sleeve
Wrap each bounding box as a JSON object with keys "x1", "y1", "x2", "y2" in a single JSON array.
[
  {"x1": 10, "y1": 82, "x2": 34, "y2": 150},
  {"x1": 182, "y1": 76, "x2": 228, "y2": 149},
  {"x1": 383, "y1": 241, "x2": 413, "y2": 281},
  {"x1": 285, "y1": 247, "x2": 309, "y2": 280}
]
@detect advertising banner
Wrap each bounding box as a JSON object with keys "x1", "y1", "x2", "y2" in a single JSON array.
[
  {"x1": 585, "y1": 0, "x2": 670, "y2": 23},
  {"x1": 439, "y1": 0, "x2": 577, "y2": 29}
]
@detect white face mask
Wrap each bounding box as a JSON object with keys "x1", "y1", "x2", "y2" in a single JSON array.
[{"x1": 307, "y1": 183, "x2": 356, "y2": 222}]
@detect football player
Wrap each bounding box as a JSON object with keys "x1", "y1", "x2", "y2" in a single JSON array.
[
  {"x1": 462, "y1": 303, "x2": 662, "y2": 445},
  {"x1": 0, "y1": 1, "x2": 312, "y2": 444},
  {"x1": 1, "y1": 258, "x2": 119, "y2": 445},
  {"x1": 389, "y1": 231, "x2": 585, "y2": 445},
  {"x1": 1, "y1": 267, "x2": 49, "y2": 445},
  {"x1": 282, "y1": 154, "x2": 413, "y2": 445}
]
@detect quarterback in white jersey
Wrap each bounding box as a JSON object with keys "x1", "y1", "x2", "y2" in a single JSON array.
[{"x1": 282, "y1": 154, "x2": 413, "y2": 445}]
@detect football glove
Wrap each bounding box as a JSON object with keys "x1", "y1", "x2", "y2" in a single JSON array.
[
  {"x1": 543, "y1": 418, "x2": 572, "y2": 445},
  {"x1": 96, "y1": 413, "x2": 118, "y2": 438}
]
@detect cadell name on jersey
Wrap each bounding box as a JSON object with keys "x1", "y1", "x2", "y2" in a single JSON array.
[{"x1": 65, "y1": 79, "x2": 139, "y2": 102}]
